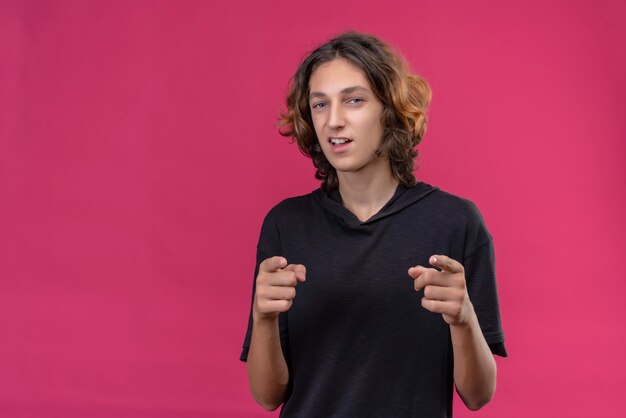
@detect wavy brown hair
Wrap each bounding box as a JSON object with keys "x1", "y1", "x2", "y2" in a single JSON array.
[{"x1": 278, "y1": 31, "x2": 432, "y2": 191}]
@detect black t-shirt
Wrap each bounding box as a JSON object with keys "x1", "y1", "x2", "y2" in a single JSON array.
[{"x1": 241, "y1": 183, "x2": 506, "y2": 417}]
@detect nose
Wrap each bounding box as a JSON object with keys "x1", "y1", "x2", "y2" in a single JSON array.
[{"x1": 328, "y1": 102, "x2": 345, "y2": 130}]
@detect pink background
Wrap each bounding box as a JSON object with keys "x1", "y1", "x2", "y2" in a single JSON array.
[{"x1": 1, "y1": 0, "x2": 625, "y2": 416}]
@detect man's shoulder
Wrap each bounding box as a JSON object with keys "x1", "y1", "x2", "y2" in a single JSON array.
[
  {"x1": 418, "y1": 184, "x2": 484, "y2": 222},
  {"x1": 264, "y1": 189, "x2": 321, "y2": 221}
]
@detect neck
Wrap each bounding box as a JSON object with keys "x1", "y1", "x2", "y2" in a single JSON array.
[{"x1": 336, "y1": 159, "x2": 399, "y2": 222}]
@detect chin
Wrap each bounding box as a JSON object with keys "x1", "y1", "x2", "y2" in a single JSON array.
[{"x1": 328, "y1": 161, "x2": 361, "y2": 173}]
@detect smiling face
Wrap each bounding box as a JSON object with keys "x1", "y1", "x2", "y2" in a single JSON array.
[{"x1": 308, "y1": 58, "x2": 388, "y2": 179}]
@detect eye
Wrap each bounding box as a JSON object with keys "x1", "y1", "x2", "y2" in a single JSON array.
[
  {"x1": 347, "y1": 98, "x2": 364, "y2": 104},
  {"x1": 311, "y1": 102, "x2": 327, "y2": 110}
]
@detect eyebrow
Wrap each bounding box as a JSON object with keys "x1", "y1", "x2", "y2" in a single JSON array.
[{"x1": 309, "y1": 85, "x2": 371, "y2": 100}]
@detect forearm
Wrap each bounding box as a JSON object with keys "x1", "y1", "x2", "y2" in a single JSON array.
[
  {"x1": 246, "y1": 316, "x2": 289, "y2": 411},
  {"x1": 450, "y1": 308, "x2": 497, "y2": 411}
]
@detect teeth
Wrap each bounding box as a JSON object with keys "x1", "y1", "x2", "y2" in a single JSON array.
[{"x1": 330, "y1": 138, "x2": 350, "y2": 145}]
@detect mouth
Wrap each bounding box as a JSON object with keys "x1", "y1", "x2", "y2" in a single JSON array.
[{"x1": 329, "y1": 137, "x2": 353, "y2": 146}]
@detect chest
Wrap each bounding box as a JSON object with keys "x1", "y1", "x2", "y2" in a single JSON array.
[{"x1": 278, "y1": 210, "x2": 465, "y2": 340}]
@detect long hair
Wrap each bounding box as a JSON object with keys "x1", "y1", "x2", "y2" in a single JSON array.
[{"x1": 278, "y1": 31, "x2": 432, "y2": 191}]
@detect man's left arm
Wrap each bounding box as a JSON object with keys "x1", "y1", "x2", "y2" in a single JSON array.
[{"x1": 408, "y1": 255, "x2": 496, "y2": 411}]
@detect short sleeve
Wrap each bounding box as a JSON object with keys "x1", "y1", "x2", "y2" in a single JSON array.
[
  {"x1": 463, "y1": 203, "x2": 507, "y2": 357},
  {"x1": 240, "y1": 212, "x2": 290, "y2": 362}
]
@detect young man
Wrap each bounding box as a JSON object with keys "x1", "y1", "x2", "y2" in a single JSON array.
[{"x1": 240, "y1": 31, "x2": 506, "y2": 417}]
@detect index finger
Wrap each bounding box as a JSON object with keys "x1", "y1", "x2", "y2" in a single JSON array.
[
  {"x1": 410, "y1": 266, "x2": 452, "y2": 290},
  {"x1": 259, "y1": 256, "x2": 288, "y2": 273},
  {"x1": 283, "y1": 264, "x2": 307, "y2": 282},
  {"x1": 429, "y1": 255, "x2": 464, "y2": 274}
]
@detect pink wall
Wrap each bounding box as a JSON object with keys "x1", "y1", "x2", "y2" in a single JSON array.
[{"x1": 1, "y1": 0, "x2": 625, "y2": 416}]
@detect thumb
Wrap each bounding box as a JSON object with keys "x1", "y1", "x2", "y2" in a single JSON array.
[{"x1": 259, "y1": 256, "x2": 288, "y2": 273}]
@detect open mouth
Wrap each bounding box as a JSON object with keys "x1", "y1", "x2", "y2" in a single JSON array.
[{"x1": 329, "y1": 137, "x2": 353, "y2": 146}]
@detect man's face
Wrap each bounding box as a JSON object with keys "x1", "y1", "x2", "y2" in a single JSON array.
[{"x1": 308, "y1": 58, "x2": 385, "y2": 176}]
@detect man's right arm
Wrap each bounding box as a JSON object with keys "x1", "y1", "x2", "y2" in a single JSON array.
[{"x1": 246, "y1": 256, "x2": 306, "y2": 411}]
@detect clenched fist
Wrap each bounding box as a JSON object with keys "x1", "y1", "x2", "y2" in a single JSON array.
[{"x1": 253, "y1": 256, "x2": 307, "y2": 321}]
